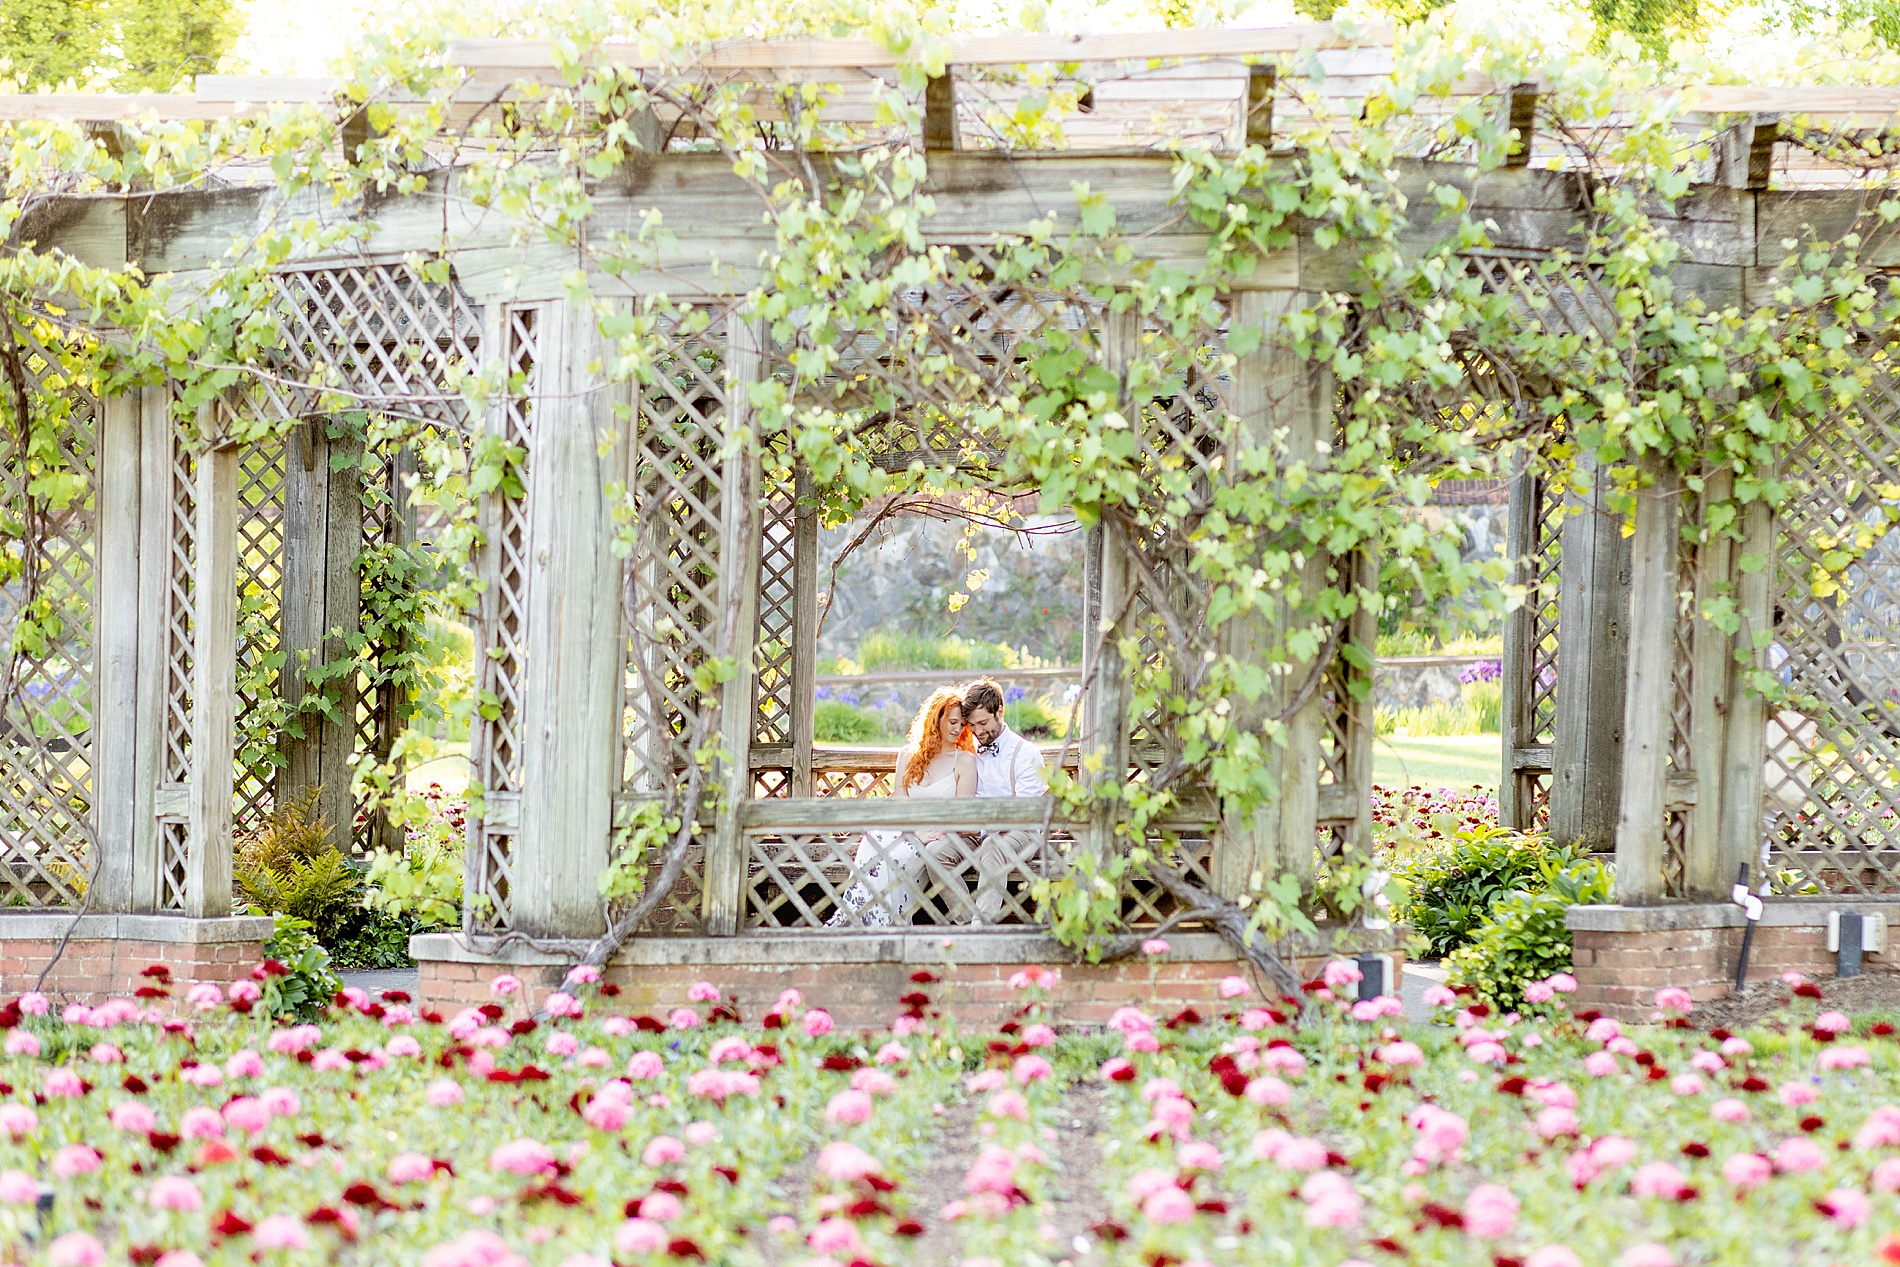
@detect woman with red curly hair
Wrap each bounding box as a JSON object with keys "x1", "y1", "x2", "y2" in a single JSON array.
[{"x1": 828, "y1": 687, "x2": 974, "y2": 927}]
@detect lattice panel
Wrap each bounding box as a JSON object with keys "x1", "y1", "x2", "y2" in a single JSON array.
[
  {"x1": 608, "y1": 810, "x2": 707, "y2": 936},
  {"x1": 233, "y1": 439, "x2": 286, "y2": 835},
  {"x1": 1661, "y1": 536, "x2": 1696, "y2": 898},
  {"x1": 742, "y1": 821, "x2": 1068, "y2": 929},
  {"x1": 467, "y1": 308, "x2": 539, "y2": 932},
  {"x1": 0, "y1": 333, "x2": 97, "y2": 907},
  {"x1": 257, "y1": 264, "x2": 482, "y2": 429},
  {"x1": 1764, "y1": 367, "x2": 1900, "y2": 894},
  {"x1": 1119, "y1": 831, "x2": 1217, "y2": 929},
  {"x1": 752, "y1": 768, "x2": 793, "y2": 799},
  {"x1": 157, "y1": 820, "x2": 190, "y2": 913},
  {"x1": 815, "y1": 769, "x2": 894, "y2": 798},
  {"x1": 163, "y1": 441, "x2": 196, "y2": 786},
  {"x1": 1525, "y1": 478, "x2": 1564, "y2": 748},
  {"x1": 752, "y1": 454, "x2": 796, "y2": 747},
  {"x1": 623, "y1": 312, "x2": 730, "y2": 798},
  {"x1": 1465, "y1": 250, "x2": 1618, "y2": 351}
]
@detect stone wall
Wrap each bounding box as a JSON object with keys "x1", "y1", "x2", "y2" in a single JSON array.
[{"x1": 0, "y1": 914, "x2": 274, "y2": 1000}]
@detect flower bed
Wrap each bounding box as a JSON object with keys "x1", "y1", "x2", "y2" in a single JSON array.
[{"x1": 6, "y1": 959, "x2": 1900, "y2": 1265}]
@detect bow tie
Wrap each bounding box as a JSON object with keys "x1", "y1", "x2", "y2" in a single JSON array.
[{"x1": 979, "y1": 741, "x2": 1001, "y2": 757}]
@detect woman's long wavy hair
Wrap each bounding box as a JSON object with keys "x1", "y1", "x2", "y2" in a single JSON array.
[{"x1": 902, "y1": 686, "x2": 973, "y2": 789}]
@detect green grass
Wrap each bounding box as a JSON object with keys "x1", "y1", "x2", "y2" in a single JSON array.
[
  {"x1": 1372, "y1": 734, "x2": 1501, "y2": 791},
  {"x1": 823, "y1": 631, "x2": 1057, "y2": 675},
  {"x1": 814, "y1": 699, "x2": 902, "y2": 743}
]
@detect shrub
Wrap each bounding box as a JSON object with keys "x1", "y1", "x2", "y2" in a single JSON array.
[
  {"x1": 1376, "y1": 680, "x2": 1501, "y2": 737},
  {"x1": 257, "y1": 916, "x2": 342, "y2": 1021},
  {"x1": 1003, "y1": 688, "x2": 1067, "y2": 739},
  {"x1": 1446, "y1": 857, "x2": 1612, "y2": 1011},
  {"x1": 1386, "y1": 825, "x2": 1577, "y2": 958},
  {"x1": 235, "y1": 788, "x2": 363, "y2": 930},
  {"x1": 814, "y1": 698, "x2": 900, "y2": 743}
]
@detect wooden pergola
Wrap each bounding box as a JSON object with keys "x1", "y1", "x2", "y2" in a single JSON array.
[{"x1": 5, "y1": 25, "x2": 1900, "y2": 974}]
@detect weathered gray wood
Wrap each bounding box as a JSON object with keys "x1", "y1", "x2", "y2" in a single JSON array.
[
  {"x1": 513, "y1": 298, "x2": 626, "y2": 938},
  {"x1": 1503, "y1": 82, "x2": 1538, "y2": 167},
  {"x1": 1550, "y1": 455, "x2": 1631, "y2": 852},
  {"x1": 924, "y1": 74, "x2": 960, "y2": 151},
  {"x1": 186, "y1": 428, "x2": 238, "y2": 918},
  {"x1": 1085, "y1": 309, "x2": 1137, "y2": 866},
  {"x1": 367, "y1": 444, "x2": 418, "y2": 853},
  {"x1": 1339, "y1": 546, "x2": 1378, "y2": 854},
  {"x1": 1498, "y1": 469, "x2": 1539, "y2": 829},
  {"x1": 91, "y1": 387, "x2": 143, "y2": 911},
  {"x1": 132, "y1": 385, "x2": 172, "y2": 910},
  {"x1": 1719, "y1": 500, "x2": 1772, "y2": 886},
  {"x1": 1686, "y1": 468, "x2": 1732, "y2": 897},
  {"x1": 704, "y1": 315, "x2": 766, "y2": 937},
  {"x1": 744, "y1": 797, "x2": 1076, "y2": 831},
  {"x1": 1614, "y1": 454, "x2": 1681, "y2": 904},
  {"x1": 790, "y1": 466, "x2": 818, "y2": 798},
  {"x1": 277, "y1": 423, "x2": 361, "y2": 850},
  {"x1": 1245, "y1": 67, "x2": 1275, "y2": 147}
]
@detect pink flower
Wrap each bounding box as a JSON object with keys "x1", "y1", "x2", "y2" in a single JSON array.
[
  {"x1": 1819, "y1": 1187, "x2": 1870, "y2": 1227},
  {"x1": 425, "y1": 1079, "x2": 464, "y2": 1107},
  {"x1": 1779, "y1": 1081, "x2": 1819, "y2": 1108},
  {"x1": 1273, "y1": 1137, "x2": 1330, "y2": 1172},
  {"x1": 1013, "y1": 1055, "x2": 1052, "y2": 1084},
  {"x1": 544, "y1": 1032, "x2": 579, "y2": 1057},
  {"x1": 1301, "y1": 1173, "x2": 1363, "y2": 1229},
  {"x1": 1, "y1": 1031, "x2": 37, "y2": 1058},
  {"x1": 564, "y1": 964, "x2": 601, "y2": 987},
  {"x1": 1140, "y1": 939, "x2": 1171, "y2": 957},
  {"x1": 179, "y1": 1107, "x2": 224, "y2": 1140},
  {"x1": 387, "y1": 1035, "x2": 423, "y2": 1058},
  {"x1": 1617, "y1": 1245, "x2": 1676, "y2": 1267},
  {"x1": 987, "y1": 1090, "x2": 1030, "y2": 1121},
  {"x1": 1377, "y1": 1042, "x2": 1424, "y2": 1067},
  {"x1": 1526, "y1": 1249, "x2": 1582, "y2": 1267},
  {"x1": 1871, "y1": 1157, "x2": 1900, "y2": 1192},
  {"x1": 227, "y1": 979, "x2": 261, "y2": 1005},
  {"x1": 613, "y1": 1220, "x2": 667, "y2": 1255},
  {"x1": 1720, "y1": 1036, "x2": 1753, "y2": 1056},
  {"x1": 225, "y1": 1049, "x2": 264, "y2": 1078},
  {"x1": 1322, "y1": 959, "x2": 1363, "y2": 988},
  {"x1": 545, "y1": 992, "x2": 583, "y2": 1019},
  {"x1": 1669, "y1": 1074, "x2": 1705, "y2": 1096},
  {"x1": 1722, "y1": 1153, "x2": 1772, "y2": 1190},
  {"x1": 1584, "y1": 1051, "x2": 1619, "y2": 1078},
  {"x1": 1108, "y1": 1006, "x2": 1156, "y2": 1035},
  {"x1": 261, "y1": 1087, "x2": 299, "y2": 1117},
  {"x1": 51, "y1": 1145, "x2": 100, "y2": 1179},
  {"x1": 0, "y1": 1171, "x2": 32, "y2": 1204},
  {"x1": 222, "y1": 1097, "x2": 271, "y2": 1134},
  {"x1": 687, "y1": 980, "x2": 719, "y2": 1002},
  {"x1": 1260, "y1": 1046, "x2": 1307, "y2": 1075},
  {"x1": 1524, "y1": 981, "x2": 1556, "y2": 1004},
  {"x1": 627, "y1": 1051, "x2": 665, "y2": 1080},
  {"x1": 43, "y1": 1069, "x2": 83, "y2": 1098},
  {"x1": 111, "y1": 1100, "x2": 156, "y2": 1133},
  {"x1": 1535, "y1": 1107, "x2": 1580, "y2": 1139},
  {"x1": 388, "y1": 1153, "x2": 437, "y2": 1184},
  {"x1": 1547, "y1": 973, "x2": 1578, "y2": 993},
  {"x1": 1218, "y1": 976, "x2": 1251, "y2": 999},
  {"x1": 16, "y1": 992, "x2": 47, "y2": 1016},
  {"x1": 0, "y1": 1104, "x2": 37, "y2": 1139},
  {"x1": 804, "y1": 1009, "x2": 835, "y2": 1038},
  {"x1": 1653, "y1": 987, "x2": 1693, "y2": 1013},
  {"x1": 817, "y1": 1142, "x2": 882, "y2": 1183},
  {"x1": 1855, "y1": 1105, "x2": 1900, "y2": 1150},
  {"x1": 1630, "y1": 1162, "x2": 1685, "y2": 1198},
  {"x1": 48, "y1": 1233, "x2": 107, "y2": 1267},
  {"x1": 1772, "y1": 1137, "x2": 1826, "y2": 1172},
  {"x1": 185, "y1": 984, "x2": 222, "y2": 1011},
  {"x1": 253, "y1": 1215, "x2": 309, "y2": 1251},
  {"x1": 876, "y1": 1042, "x2": 910, "y2": 1065},
  {"x1": 1178, "y1": 1141, "x2": 1223, "y2": 1171},
  {"x1": 148, "y1": 1176, "x2": 203, "y2": 1211},
  {"x1": 488, "y1": 1139, "x2": 557, "y2": 1175},
  {"x1": 683, "y1": 1122, "x2": 718, "y2": 1146},
  {"x1": 1019, "y1": 1023, "x2": 1056, "y2": 1048},
  {"x1": 490, "y1": 974, "x2": 521, "y2": 996},
  {"x1": 1100, "y1": 1058, "x2": 1134, "y2": 1083},
  {"x1": 826, "y1": 1090, "x2": 873, "y2": 1125},
  {"x1": 1142, "y1": 1185, "x2": 1196, "y2": 1224},
  {"x1": 583, "y1": 1098, "x2": 628, "y2": 1132},
  {"x1": 1463, "y1": 1184, "x2": 1518, "y2": 1238},
  {"x1": 1246, "y1": 1076, "x2": 1292, "y2": 1106},
  {"x1": 88, "y1": 1042, "x2": 122, "y2": 1064},
  {"x1": 1820, "y1": 1045, "x2": 1871, "y2": 1070},
  {"x1": 1815, "y1": 1010, "x2": 1852, "y2": 1034},
  {"x1": 1409, "y1": 1105, "x2": 1469, "y2": 1165},
  {"x1": 642, "y1": 1135, "x2": 686, "y2": 1167},
  {"x1": 1689, "y1": 1051, "x2": 1725, "y2": 1074},
  {"x1": 1591, "y1": 1137, "x2": 1638, "y2": 1168},
  {"x1": 638, "y1": 1192, "x2": 683, "y2": 1222},
  {"x1": 667, "y1": 1008, "x2": 700, "y2": 1030},
  {"x1": 1421, "y1": 985, "x2": 1457, "y2": 1008},
  {"x1": 1585, "y1": 1017, "x2": 1621, "y2": 1043},
  {"x1": 808, "y1": 1219, "x2": 865, "y2": 1256},
  {"x1": 1710, "y1": 1098, "x2": 1750, "y2": 1123},
  {"x1": 156, "y1": 1254, "x2": 204, "y2": 1267},
  {"x1": 776, "y1": 988, "x2": 803, "y2": 1011}
]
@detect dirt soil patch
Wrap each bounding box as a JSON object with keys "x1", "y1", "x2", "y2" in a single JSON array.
[{"x1": 1692, "y1": 969, "x2": 1900, "y2": 1032}]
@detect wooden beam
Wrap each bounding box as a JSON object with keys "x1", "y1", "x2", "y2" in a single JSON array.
[
  {"x1": 1503, "y1": 81, "x2": 1539, "y2": 168},
  {"x1": 1681, "y1": 85, "x2": 1900, "y2": 119},
  {"x1": 1613, "y1": 454, "x2": 1681, "y2": 904},
  {"x1": 513, "y1": 297, "x2": 625, "y2": 938},
  {"x1": 1718, "y1": 500, "x2": 1772, "y2": 887},
  {"x1": 1712, "y1": 113, "x2": 1779, "y2": 190},
  {"x1": 743, "y1": 797, "x2": 1077, "y2": 832},
  {"x1": 1498, "y1": 469, "x2": 1540, "y2": 829},
  {"x1": 186, "y1": 429, "x2": 238, "y2": 919},
  {"x1": 1086, "y1": 309, "x2": 1137, "y2": 865},
  {"x1": 1685, "y1": 468, "x2": 1731, "y2": 898},
  {"x1": 446, "y1": 23, "x2": 1394, "y2": 73},
  {"x1": 704, "y1": 315, "x2": 766, "y2": 937},
  {"x1": 91, "y1": 387, "x2": 143, "y2": 911},
  {"x1": 1550, "y1": 455, "x2": 1631, "y2": 852},
  {"x1": 789, "y1": 466, "x2": 819, "y2": 798},
  {"x1": 132, "y1": 385, "x2": 172, "y2": 910},
  {"x1": 923, "y1": 73, "x2": 960, "y2": 151},
  {"x1": 1245, "y1": 65, "x2": 1275, "y2": 148}
]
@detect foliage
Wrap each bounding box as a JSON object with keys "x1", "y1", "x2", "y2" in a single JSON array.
[
  {"x1": 829, "y1": 630, "x2": 1053, "y2": 675},
  {"x1": 364, "y1": 786, "x2": 466, "y2": 928},
  {"x1": 0, "y1": 0, "x2": 242, "y2": 91},
  {"x1": 1376, "y1": 679, "x2": 1502, "y2": 737},
  {"x1": 1385, "y1": 822, "x2": 1576, "y2": 957},
  {"x1": 233, "y1": 787, "x2": 362, "y2": 930},
  {"x1": 1004, "y1": 691, "x2": 1067, "y2": 739},
  {"x1": 814, "y1": 698, "x2": 903, "y2": 743},
  {"x1": 255, "y1": 916, "x2": 342, "y2": 1020},
  {"x1": 1445, "y1": 855, "x2": 1613, "y2": 1009}
]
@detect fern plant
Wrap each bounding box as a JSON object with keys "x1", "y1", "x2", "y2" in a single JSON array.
[{"x1": 234, "y1": 787, "x2": 364, "y2": 928}]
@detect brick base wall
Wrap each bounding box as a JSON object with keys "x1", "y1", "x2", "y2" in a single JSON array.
[
  {"x1": 412, "y1": 930, "x2": 1407, "y2": 1031},
  {"x1": 0, "y1": 916, "x2": 274, "y2": 1002},
  {"x1": 1567, "y1": 902, "x2": 1896, "y2": 1019}
]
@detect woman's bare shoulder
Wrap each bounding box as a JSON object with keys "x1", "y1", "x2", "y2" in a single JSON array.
[{"x1": 954, "y1": 749, "x2": 977, "y2": 770}]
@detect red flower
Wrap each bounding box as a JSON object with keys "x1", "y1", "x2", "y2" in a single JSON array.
[
  {"x1": 1420, "y1": 1202, "x2": 1465, "y2": 1229},
  {"x1": 212, "y1": 1211, "x2": 253, "y2": 1237},
  {"x1": 909, "y1": 971, "x2": 938, "y2": 984},
  {"x1": 1800, "y1": 1115, "x2": 1826, "y2": 1132},
  {"x1": 139, "y1": 964, "x2": 172, "y2": 980},
  {"x1": 893, "y1": 1220, "x2": 925, "y2": 1237}
]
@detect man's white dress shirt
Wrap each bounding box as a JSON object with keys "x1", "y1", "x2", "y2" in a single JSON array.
[{"x1": 973, "y1": 724, "x2": 1046, "y2": 798}]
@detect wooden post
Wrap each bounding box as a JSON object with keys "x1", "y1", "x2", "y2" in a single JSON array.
[
  {"x1": 1083, "y1": 308, "x2": 1138, "y2": 864},
  {"x1": 790, "y1": 465, "x2": 818, "y2": 798},
  {"x1": 1719, "y1": 500, "x2": 1772, "y2": 885},
  {"x1": 704, "y1": 315, "x2": 766, "y2": 936},
  {"x1": 1245, "y1": 66, "x2": 1275, "y2": 148},
  {"x1": 91, "y1": 387, "x2": 143, "y2": 911},
  {"x1": 1685, "y1": 468, "x2": 1733, "y2": 897},
  {"x1": 1614, "y1": 454, "x2": 1681, "y2": 904},
  {"x1": 132, "y1": 386, "x2": 173, "y2": 910},
  {"x1": 277, "y1": 422, "x2": 362, "y2": 851},
  {"x1": 1217, "y1": 290, "x2": 1330, "y2": 897},
  {"x1": 924, "y1": 74, "x2": 960, "y2": 151},
  {"x1": 1503, "y1": 82, "x2": 1539, "y2": 167},
  {"x1": 1498, "y1": 469, "x2": 1543, "y2": 830},
  {"x1": 513, "y1": 297, "x2": 626, "y2": 939},
  {"x1": 1550, "y1": 454, "x2": 1631, "y2": 851},
  {"x1": 186, "y1": 420, "x2": 238, "y2": 919},
  {"x1": 1339, "y1": 547, "x2": 1378, "y2": 855}
]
